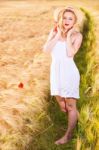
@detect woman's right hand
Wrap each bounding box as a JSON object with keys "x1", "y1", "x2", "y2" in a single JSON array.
[
  {"x1": 43, "y1": 26, "x2": 61, "y2": 53},
  {"x1": 55, "y1": 26, "x2": 62, "y2": 40},
  {"x1": 46, "y1": 26, "x2": 61, "y2": 43}
]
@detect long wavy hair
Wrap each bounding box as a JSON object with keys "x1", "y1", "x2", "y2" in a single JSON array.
[
  {"x1": 54, "y1": 6, "x2": 85, "y2": 37},
  {"x1": 58, "y1": 8, "x2": 77, "y2": 37}
]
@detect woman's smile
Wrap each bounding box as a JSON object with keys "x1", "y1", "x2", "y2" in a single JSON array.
[{"x1": 65, "y1": 24, "x2": 69, "y2": 26}]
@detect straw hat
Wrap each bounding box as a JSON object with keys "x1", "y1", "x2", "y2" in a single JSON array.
[
  {"x1": 53, "y1": 7, "x2": 63, "y2": 22},
  {"x1": 53, "y1": 6, "x2": 85, "y2": 32}
]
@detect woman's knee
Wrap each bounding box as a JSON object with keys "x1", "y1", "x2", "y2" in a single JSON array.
[
  {"x1": 65, "y1": 99, "x2": 77, "y2": 112},
  {"x1": 58, "y1": 99, "x2": 67, "y2": 112},
  {"x1": 59, "y1": 101, "x2": 67, "y2": 112},
  {"x1": 66, "y1": 103, "x2": 76, "y2": 111},
  {"x1": 61, "y1": 106, "x2": 67, "y2": 112},
  {"x1": 56, "y1": 96, "x2": 67, "y2": 112}
]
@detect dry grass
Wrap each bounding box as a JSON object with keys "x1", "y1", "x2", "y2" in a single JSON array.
[
  {"x1": 0, "y1": 0, "x2": 99, "y2": 150},
  {"x1": 0, "y1": 1, "x2": 52, "y2": 149}
]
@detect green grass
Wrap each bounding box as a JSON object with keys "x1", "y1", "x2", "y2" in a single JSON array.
[
  {"x1": 29, "y1": 8, "x2": 99, "y2": 150},
  {"x1": 29, "y1": 96, "x2": 78, "y2": 150},
  {"x1": 75, "y1": 8, "x2": 99, "y2": 150}
]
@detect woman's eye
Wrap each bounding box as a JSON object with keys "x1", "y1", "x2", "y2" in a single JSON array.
[{"x1": 63, "y1": 17, "x2": 73, "y2": 20}]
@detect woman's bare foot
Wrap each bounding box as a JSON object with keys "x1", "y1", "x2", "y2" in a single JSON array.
[{"x1": 54, "y1": 133, "x2": 72, "y2": 145}]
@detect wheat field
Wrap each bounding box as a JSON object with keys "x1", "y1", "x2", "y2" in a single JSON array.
[{"x1": 0, "y1": 0, "x2": 99, "y2": 150}]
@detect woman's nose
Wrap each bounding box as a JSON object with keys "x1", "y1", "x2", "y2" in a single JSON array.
[{"x1": 65, "y1": 19, "x2": 69, "y2": 23}]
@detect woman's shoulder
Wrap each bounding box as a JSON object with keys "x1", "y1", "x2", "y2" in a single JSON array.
[
  {"x1": 72, "y1": 31, "x2": 83, "y2": 43},
  {"x1": 73, "y1": 31, "x2": 83, "y2": 39}
]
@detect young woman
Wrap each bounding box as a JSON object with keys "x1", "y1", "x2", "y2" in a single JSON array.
[{"x1": 43, "y1": 6, "x2": 83, "y2": 145}]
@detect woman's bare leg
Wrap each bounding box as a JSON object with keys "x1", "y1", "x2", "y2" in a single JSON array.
[
  {"x1": 55, "y1": 98, "x2": 79, "y2": 145},
  {"x1": 55, "y1": 96, "x2": 67, "y2": 112}
]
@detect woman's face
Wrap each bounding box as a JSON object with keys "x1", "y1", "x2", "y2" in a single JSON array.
[{"x1": 62, "y1": 11, "x2": 76, "y2": 30}]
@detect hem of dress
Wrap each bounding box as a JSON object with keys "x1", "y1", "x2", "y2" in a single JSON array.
[{"x1": 51, "y1": 94, "x2": 80, "y2": 99}]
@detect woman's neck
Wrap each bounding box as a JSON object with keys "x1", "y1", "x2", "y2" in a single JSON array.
[{"x1": 60, "y1": 33, "x2": 67, "y2": 41}]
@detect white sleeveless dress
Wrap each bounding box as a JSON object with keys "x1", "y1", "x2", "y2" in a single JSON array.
[{"x1": 50, "y1": 40, "x2": 80, "y2": 99}]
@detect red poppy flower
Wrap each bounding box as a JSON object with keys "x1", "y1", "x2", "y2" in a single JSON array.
[{"x1": 18, "y1": 82, "x2": 24, "y2": 88}]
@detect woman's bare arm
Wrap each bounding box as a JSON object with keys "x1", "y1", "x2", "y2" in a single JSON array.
[
  {"x1": 43, "y1": 28, "x2": 60, "y2": 53},
  {"x1": 66, "y1": 31, "x2": 83, "y2": 57}
]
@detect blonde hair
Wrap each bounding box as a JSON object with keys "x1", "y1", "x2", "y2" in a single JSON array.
[{"x1": 54, "y1": 6, "x2": 85, "y2": 36}]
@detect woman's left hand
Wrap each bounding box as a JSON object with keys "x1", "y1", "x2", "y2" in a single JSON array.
[{"x1": 67, "y1": 27, "x2": 77, "y2": 38}]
